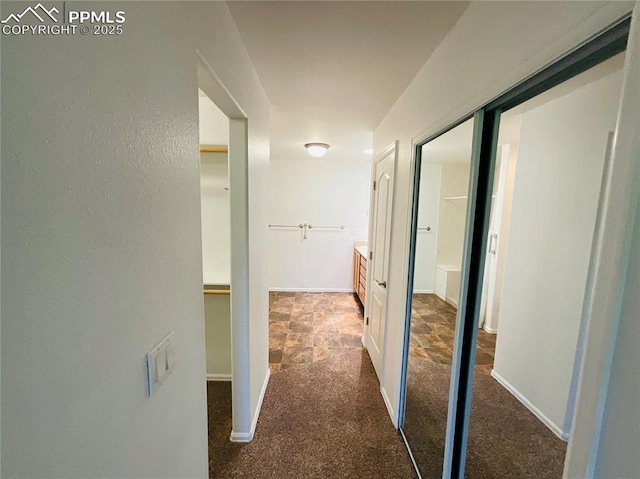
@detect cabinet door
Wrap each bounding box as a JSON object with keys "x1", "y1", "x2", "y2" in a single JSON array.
[{"x1": 353, "y1": 250, "x2": 360, "y2": 292}]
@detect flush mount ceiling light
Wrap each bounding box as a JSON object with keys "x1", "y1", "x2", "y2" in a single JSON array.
[
  {"x1": 304, "y1": 142, "x2": 330, "y2": 158},
  {"x1": 362, "y1": 147, "x2": 374, "y2": 155}
]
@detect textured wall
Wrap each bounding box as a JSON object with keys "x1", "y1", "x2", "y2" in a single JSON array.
[
  {"x1": 268, "y1": 158, "x2": 371, "y2": 291},
  {"x1": 1, "y1": 2, "x2": 269, "y2": 477}
]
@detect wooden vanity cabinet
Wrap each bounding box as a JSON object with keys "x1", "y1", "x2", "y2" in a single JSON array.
[{"x1": 353, "y1": 247, "x2": 367, "y2": 306}]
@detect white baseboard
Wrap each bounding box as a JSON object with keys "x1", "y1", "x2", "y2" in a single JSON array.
[
  {"x1": 269, "y1": 287, "x2": 354, "y2": 293},
  {"x1": 413, "y1": 289, "x2": 435, "y2": 294},
  {"x1": 483, "y1": 325, "x2": 498, "y2": 334},
  {"x1": 229, "y1": 368, "x2": 270, "y2": 443},
  {"x1": 380, "y1": 386, "x2": 397, "y2": 427},
  {"x1": 206, "y1": 373, "x2": 232, "y2": 382},
  {"x1": 229, "y1": 431, "x2": 252, "y2": 442},
  {"x1": 490, "y1": 369, "x2": 569, "y2": 441}
]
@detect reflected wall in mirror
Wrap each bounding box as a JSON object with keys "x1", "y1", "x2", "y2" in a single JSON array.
[
  {"x1": 401, "y1": 118, "x2": 475, "y2": 478},
  {"x1": 464, "y1": 52, "x2": 625, "y2": 478}
]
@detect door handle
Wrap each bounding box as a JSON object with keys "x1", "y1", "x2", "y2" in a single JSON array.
[
  {"x1": 376, "y1": 280, "x2": 387, "y2": 288},
  {"x1": 488, "y1": 234, "x2": 498, "y2": 254}
]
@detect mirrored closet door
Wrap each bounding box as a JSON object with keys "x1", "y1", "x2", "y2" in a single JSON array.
[
  {"x1": 399, "y1": 12, "x2": 635, "y2": 479},
  {"x1": 401, "y1": 118, "x2": 475, "y2": 479}
]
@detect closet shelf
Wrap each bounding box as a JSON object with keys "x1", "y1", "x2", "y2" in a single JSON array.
[
  {"x1": 203, "y1": 289, "x2": 230, "y2": 296},
  {"x1": 443, "y1": 195, "x2": 468, "y2": 202},
  {"x1": 443, "y1": 194, "x2": 496, "y2": 203}
]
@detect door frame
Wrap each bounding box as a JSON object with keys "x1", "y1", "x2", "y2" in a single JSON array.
[
  {"x1": 197, "y1": 52, "x2": 254, "y2": 442},
  {"x1": 397, "y1": 10, "x2": 636, "y2": 479},
  {"x1": 363, "y1": 142, "x2": 399, "y2": 387}
]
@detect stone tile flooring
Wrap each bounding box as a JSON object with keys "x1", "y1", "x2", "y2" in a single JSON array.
[
  {"x1": 410, "y1": 293, "x2": 497, "y2": 375},
  {"x1": 269, "y1": 291, "x2": 364, "y2": 373},
  {"x1": 269, "y1": 291, "x2": 496, "y2": 375}
]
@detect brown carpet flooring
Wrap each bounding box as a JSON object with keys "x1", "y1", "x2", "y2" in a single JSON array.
[
  {"x1": 403, "y1": 359, "x2": 567, "y2": 478},
  {"x1": 208, "y1": 349, "x2": 417, "y2": 479}
]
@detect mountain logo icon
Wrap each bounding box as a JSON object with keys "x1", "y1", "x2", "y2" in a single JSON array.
[{"x1": 1, "y1": 3, "x2": 59, "y2": 24}]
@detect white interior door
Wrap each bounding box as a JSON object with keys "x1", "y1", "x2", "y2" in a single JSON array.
[
  {"x1": 413, "y1": 163, "x2": 441, "y2": 293},
  {"x1": 366, "y1": 145, "x2": 396, "y2": 379},
  {"x1": 480, "y1": 144, "x2": 510, "y2": 331}
]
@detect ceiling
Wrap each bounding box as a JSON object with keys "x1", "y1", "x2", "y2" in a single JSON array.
[{"x1": 228, "y1": 1, "x2": 470, "y2": 161}]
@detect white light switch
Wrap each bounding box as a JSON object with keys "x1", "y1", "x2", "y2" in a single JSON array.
[{"x1": 146, "y1": 332, "x2": 175, "y2": 396}]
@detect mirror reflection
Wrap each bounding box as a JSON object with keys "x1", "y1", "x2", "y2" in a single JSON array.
[
  {"x1": 402, "y1": 118, "x2": 475, "y2": 478},
  {"x1": 464, "y1": 52, "x2": 625, "y2": 478}
]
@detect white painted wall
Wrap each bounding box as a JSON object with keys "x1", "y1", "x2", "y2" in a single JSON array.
[
  {"x1": 201, "y1": 153, "x2": 230, "y2": 284},
  {"x1": 371, "y1": 0, "x2": 634, "y2": 429},
  {"x1": 199, "y1": 95, "x2": 229, "y2": 147},
  {"x1": 204, "y1": 295, "x2": 232, "y2": 378},
  {"x1": 594, "y1": 209, "x2": 639, "y2": 479},
  {"x1": 493, "y1": 69, "x2": 623, "y2": 436},
  {"x1": 1, "y1": 2, "x2": 269, "y2": 477},
  {"x1": 436, "y1": 164, "x2": 470, "y2": 267},
  {"x1": 268, "y1": 158, "x2": 371, "y2": 291}
]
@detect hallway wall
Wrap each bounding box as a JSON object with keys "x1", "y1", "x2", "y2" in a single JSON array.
[
  {"x1": 268, "y1": 158, "x2": 371, "y2": 291},
  {"x1": 1, "y1": 2, "x2": 269, "y2": 478},
  {"x1": 201, "y1": 152, "x2": 230, "y2": 284},
  {"x1": 371, "y1": 0, "x2": 633, "y2": 430},
  {"x1": 435, "y1": 164, "x2": 469, "y2": 267},
  {"x1": 199, "y1": 95, "x2": 230, "y2": 146}
]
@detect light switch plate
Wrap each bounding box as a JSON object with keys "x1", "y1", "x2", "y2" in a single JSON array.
[{"x1": 146, "y1": 332, "x2": 175, "y2": 396}]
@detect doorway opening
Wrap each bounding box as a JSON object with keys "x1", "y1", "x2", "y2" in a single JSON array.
[
  {"x1": 196, "y1": 54, "x2": 254, "y2": 462},
  {"x1": 198, "y1": 86, "x2": 234, "y2": 461},
  {"x1": 266, "y1": 149, "x2": 375, "y2": 374}
]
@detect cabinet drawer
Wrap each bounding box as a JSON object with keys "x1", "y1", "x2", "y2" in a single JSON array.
[
  {"x1": 358, "y1": 283, "x2": 366, "y2": 304},
  {"x1": 360, "y1": 263, "x2": 367, "y2": 278},
  {"x1": 359, "y1": 273, "x2": 366, "y2": 289},
  {"x1": 360, "y1": 255, "x2": 367, "y2": 267}
]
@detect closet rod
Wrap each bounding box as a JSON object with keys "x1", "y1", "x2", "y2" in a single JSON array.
[
  {"x1": 308, "y1": 224, "x2": 345, "y2": 230},
  {"x1": 203, "y1": 289, "x2": 230, "y2": 295},
  {"x1": 269, "y1": 224, "x2": 304, "y2": 229},
  {"x1": 200, "y1": 145, "x2": 228, "y2": 153}
]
